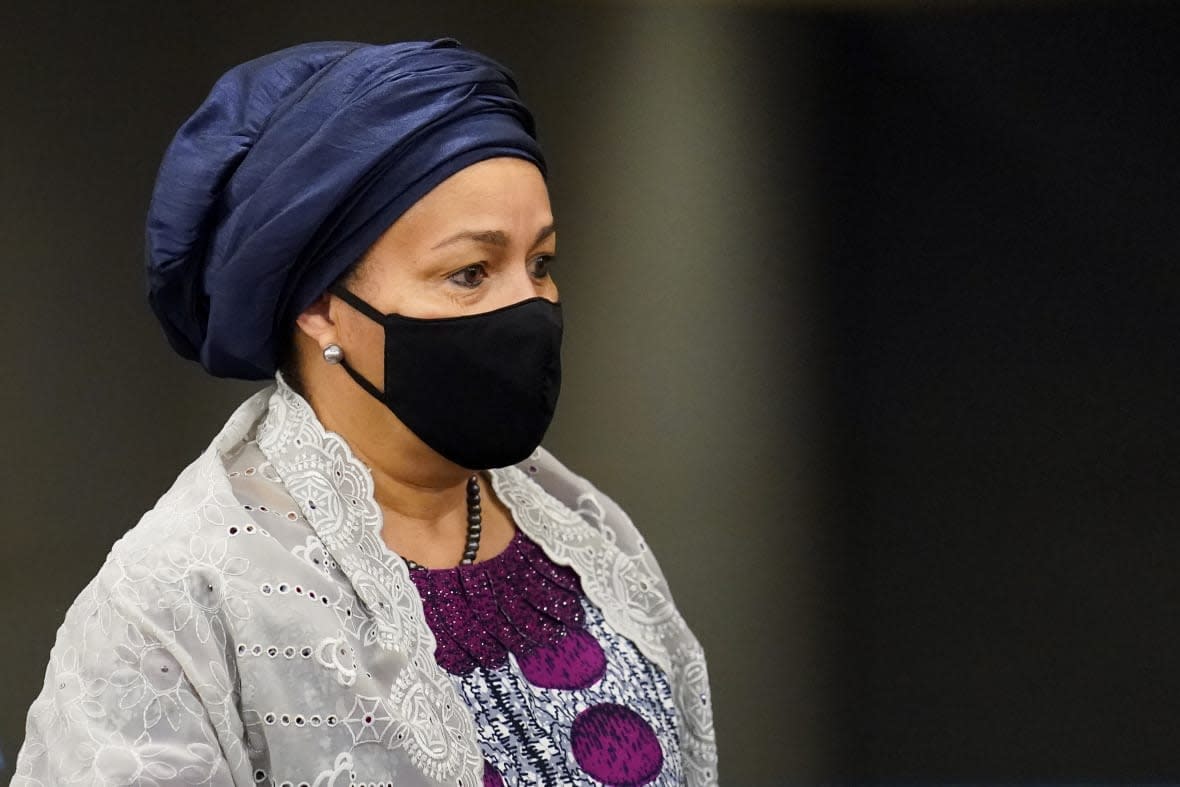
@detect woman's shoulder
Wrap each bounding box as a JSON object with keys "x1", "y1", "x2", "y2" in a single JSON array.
[
  {"x1": 77, "y1": 402, "x2": 345, "y2": 648},
  {"x1": 107, "y1": 447, "x2": 312, "y2": 582}
]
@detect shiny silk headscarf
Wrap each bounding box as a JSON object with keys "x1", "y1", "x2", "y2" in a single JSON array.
[{"x1": 145, "y1": 39, "x2": 546, "y2": 380}]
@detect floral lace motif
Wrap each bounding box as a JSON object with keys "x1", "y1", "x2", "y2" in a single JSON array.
[{"x1": 257, "y1": 381, "x2": 484, "y2": 784}]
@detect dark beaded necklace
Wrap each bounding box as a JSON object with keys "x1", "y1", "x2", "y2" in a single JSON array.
[{"x1": 404, "y1": 474, "x2": 481, "y2": 571}]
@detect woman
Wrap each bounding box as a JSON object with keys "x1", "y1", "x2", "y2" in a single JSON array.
[{"x1": 15, "y1": 40, "x2": 715, "y2": 786}]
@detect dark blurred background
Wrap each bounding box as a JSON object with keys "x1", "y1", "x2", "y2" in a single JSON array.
[{"x1": 2, "y1": 1, "x2": 1178, "y2": 783}]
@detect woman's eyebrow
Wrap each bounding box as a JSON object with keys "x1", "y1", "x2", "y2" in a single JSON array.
[{"x1": 432, "y1": 223, "x2": 556, "y2": 250}]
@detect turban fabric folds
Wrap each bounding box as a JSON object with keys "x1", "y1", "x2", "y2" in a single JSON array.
[{"x1": 146, "y1": 39, "x2": 546, "y2": 380}]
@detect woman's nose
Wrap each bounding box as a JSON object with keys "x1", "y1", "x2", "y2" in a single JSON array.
[{"x1": 504, "y1": 262, "x2": 553, "y2": 302}]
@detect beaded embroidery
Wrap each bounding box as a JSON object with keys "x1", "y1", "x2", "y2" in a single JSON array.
[{"x1": 410, "y1": 531, "x2": 683, "y2": 784}]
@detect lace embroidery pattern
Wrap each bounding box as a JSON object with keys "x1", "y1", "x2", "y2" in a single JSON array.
[
  {"x1": 257, "y1": 382, "x2": 484, "y2": 785},
  {"x1": 15, "y1": 393, "x2": 267, "y2": 785}
]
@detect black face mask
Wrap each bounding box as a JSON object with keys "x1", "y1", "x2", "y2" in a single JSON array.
[{"x1": 330, "y1": 285, "x2": 562, "y2": 470}]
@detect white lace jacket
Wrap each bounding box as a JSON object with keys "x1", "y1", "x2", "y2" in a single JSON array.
[{"x1": 15, "y1": 380, "x2": 717, "y2": 786}]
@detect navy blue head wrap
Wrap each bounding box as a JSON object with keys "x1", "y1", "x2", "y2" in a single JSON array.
[{"x1": 146, "y1": 39, "x2": 546, "y2": 380}]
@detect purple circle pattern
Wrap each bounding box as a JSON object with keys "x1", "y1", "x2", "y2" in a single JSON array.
[
  {"x1": 571, "y1": 703, "x2": 663, "y2": 786},
  {"x1": 516, "y1": 627, "x2": 607, "y2": 689}
]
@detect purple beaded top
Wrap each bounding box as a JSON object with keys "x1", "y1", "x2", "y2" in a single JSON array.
[
  {"x1": 409, "y1": 529, "x2": 604, "y2": 685},
  {"x1": 408, "y1": 528, "x2": 678, "y2": 785}
]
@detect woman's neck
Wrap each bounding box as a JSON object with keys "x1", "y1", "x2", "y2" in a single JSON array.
[
  {"x1": 303, "y1": 374, "x2": 471, "y2": 525},
  {"x1": 292, "y1": 340, "x2": 529, "y2": 567},
  {"x1": 296, "y1": 370, "x2": 518, "y2": 568}
]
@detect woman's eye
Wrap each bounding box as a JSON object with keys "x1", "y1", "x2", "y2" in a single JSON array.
[
  {"x1": 448, "y1": 264, "x2": 487, "y2": 289},
  {"x1": 529, "y1": 254, "x2": 555, "y2": 279}
]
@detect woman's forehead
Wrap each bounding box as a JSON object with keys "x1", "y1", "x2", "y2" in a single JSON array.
[{"x1": 377, "y1": 158, "x2": 554, "y2": 250}]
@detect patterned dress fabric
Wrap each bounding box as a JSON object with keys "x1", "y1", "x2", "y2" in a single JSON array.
[
  {"x1": 410, "y1": 531, "x2": 682, "y2": 784},
  {"x1": 13, "y1": 378, "x2": 717, "y2": 785}
]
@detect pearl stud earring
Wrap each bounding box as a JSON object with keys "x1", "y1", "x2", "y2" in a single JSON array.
[{"x1": 322, "y1": 344, "x2": 344, "y2": 365}]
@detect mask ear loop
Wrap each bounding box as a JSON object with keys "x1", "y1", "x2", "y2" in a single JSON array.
[
  {"x1": 329, "y1": 284, "x2": 387, "y2": 322},
  {"x1": 328, "y1": 284, "x2": 389, "y2": 400}
]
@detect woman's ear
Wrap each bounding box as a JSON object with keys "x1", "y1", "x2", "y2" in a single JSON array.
[{"x1": 294, "y1": 292, "x2": 337, "y2": 347}]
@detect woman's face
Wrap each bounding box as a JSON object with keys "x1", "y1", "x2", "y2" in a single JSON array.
[
  {"x1": 308, "y1": 156, "x2": 559, "y2": 433},
  {"x1": 342, "y1": 156, "x2": 557, "y2": 319}
]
